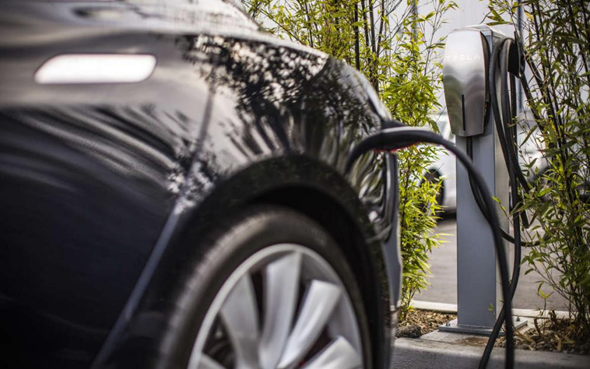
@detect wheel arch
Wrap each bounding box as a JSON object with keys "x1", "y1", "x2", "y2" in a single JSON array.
[
  {"x1": 95, "y1": 156, "x2": 393, "y2": 368},
  {"x1": 426, "y1": 167, "x2": 443, "y2": 179}
]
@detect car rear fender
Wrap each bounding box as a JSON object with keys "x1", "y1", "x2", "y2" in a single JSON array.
[{"x1": 94, "y1": 155, "x2": 397, "y2": 369}]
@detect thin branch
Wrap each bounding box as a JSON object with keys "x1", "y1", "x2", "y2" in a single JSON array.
[
  {"x1": 355, "y1": 2, "x2": 361, "y2": 70},
  {"x1": 376, "y1": 0, "x2": 386, "y2": 57},
  {"x1": 256, "y1": 7, "x2": 306, "y2": 44},
  {"x1": 301, "y1": 0, "x2": 315, "y2": 48},
  {"x1": 361, "y1": 0, "x2": 371, "y2": 52},
  {"x1": 369, "y1": 0, "x2": 377, "y2": 55}
]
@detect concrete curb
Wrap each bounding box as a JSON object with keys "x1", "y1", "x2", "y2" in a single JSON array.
[
  {"x1": 412, "y1": 299, "x2": 572, "y2": 319},
  {"x1": 391, "y1": 337, "x2": 590, "y2": 369}
]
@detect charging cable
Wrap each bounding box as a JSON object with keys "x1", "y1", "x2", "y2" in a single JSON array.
[
  {"x1": 468, "y1": 34, "x2": 541, "y2": 369},
  {"x1": 345, "y1": 125, "x2": 515, "y2": 369}
]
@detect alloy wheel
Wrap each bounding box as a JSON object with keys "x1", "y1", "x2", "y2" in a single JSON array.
[{"x1": 188, "y1": 244, "x2": 364, "y2": 369}]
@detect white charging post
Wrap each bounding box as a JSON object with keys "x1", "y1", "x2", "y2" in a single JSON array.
[{"x1": 440, "y1": 25, "x2": 525, "y2": 335}]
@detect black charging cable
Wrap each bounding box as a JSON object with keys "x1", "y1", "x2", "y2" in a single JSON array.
[
  {"x1": 345, "y1": 126, "x2": 515, "y2": 369},
  {"x1": 468, "y1": 36, "x2": 534, "y2": 238},
  {"x1": 456, "y1": 36, "x2": 526, "y2": 369},
  {"x1": 468, "y1": 35, "x2": 542, "y2": 369}
]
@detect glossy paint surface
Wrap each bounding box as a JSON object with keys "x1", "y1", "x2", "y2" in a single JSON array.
[{"x1": 0, "y1": 1, "x2": 396, "y2": 368}]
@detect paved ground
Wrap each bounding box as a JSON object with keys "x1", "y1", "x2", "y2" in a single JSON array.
[{"x1": 416, "y1": 215, "x2": 569, "y2": 311}]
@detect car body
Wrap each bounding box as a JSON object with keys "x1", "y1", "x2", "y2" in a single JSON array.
[
  {"x1": 427, "y1": 111, "x2": 457, "y2": 212},
  {"x1": 426, "y1": 110, "x2": 553, "y2": 213},
  {"x1": 0, "y1": 1, "x2": 400, "y2": 368},
  {"x1": 516, "y1": 111, "x2": 549, "y2": 179}
]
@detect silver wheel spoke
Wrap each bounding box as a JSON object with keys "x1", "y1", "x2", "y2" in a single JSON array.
[
  {"x1": 259, "y1": 252, "x2": 302, "y2": 369},
  {"x1": 278, "y1": 280, "x2": 342, "y2": 369},
  {"x1": 190, "y1": 244, "x2": 365, "y2": 369},
  {"x1": 301, "y1": 336, "x2": 362, "y2": 369},
  {"x1": 197, "y1": 354, "x2": 225, "y2": 369},
  {"x1": 220, "y1": 274, "x2": 259, "y2": 368}
]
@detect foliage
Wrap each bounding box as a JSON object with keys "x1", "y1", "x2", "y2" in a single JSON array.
[
  {"x1": 487, "y1": 0, "x2": 590, "y2": 340},
  {"x1": 380, "y1": 1, "x2": 455, "y2": 318},
  {"x1": 244, "y1": 0, "x2": 456, "y2": 319}
]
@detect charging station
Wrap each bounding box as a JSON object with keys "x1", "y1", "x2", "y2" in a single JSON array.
[
  {"x1": 346, "y1": 23, "x2": 543, "y2": 369},
  {"x1": 440, "y1": 25, "x2": 527, "y2": 335}
]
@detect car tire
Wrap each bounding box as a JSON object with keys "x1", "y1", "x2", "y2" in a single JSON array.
[{"x1": 157, "y1": 205, "x2": 372, "y2": 369}]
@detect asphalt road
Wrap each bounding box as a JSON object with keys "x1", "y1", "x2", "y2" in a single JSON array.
[{"x1": 416, "y1": 216, "x2": 569, "y2": 311}]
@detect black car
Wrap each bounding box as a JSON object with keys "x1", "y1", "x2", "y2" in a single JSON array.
[{"x1": 0, "y1": 1, "x2": 401, "y2": 368}]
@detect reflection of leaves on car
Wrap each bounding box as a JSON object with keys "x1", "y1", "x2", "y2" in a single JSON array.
[{"x1": 174, "y1": 34, "x2": 388, "y2": 226}]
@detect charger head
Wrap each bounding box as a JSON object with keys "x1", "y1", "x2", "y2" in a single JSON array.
[{"x1": 443, "y1": 28, "x2": 489, "y2": 137}]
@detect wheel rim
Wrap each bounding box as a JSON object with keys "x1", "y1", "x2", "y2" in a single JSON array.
[{"x1": 188, "y1": 244, "x2": 364, "y2": 369}]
